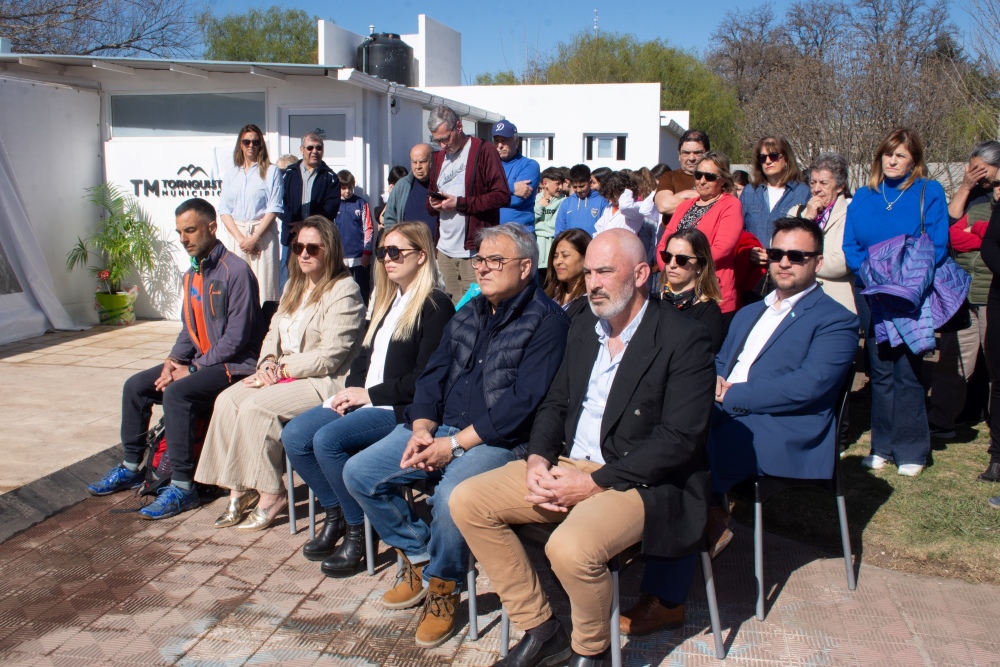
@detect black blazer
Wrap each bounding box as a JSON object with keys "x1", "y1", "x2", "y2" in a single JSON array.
[
  {"x1": 346, "y1": 289, "x2": 455, "y2": 422},
  {"x1": 528, "y1": 300, "x2": 716, "y2": 558},
  {"x1": 563, "y1": 295, "x2": 590, "y2": 322}
]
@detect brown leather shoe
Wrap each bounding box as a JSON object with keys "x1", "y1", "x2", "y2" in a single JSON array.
[
  {"x1": 707, "y1": 506, "x2": 734, "y2": 559},
  {"x1": 620, "y1": 594, "x2": 684, "y2": 636},
  {"x1": 414, "y1": 577, "x2": 459, "y2": 647},
  {"x1": 381, "y1": 549, "x2": 427, "y2": 609}
]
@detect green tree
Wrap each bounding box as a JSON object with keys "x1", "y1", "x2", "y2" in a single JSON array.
[
  {"x1": 474, "y1": 32, "x2": 744, "y2": 161},
  {"x1": 199, "y1": 7, "x2": 318, "y2": 63}
]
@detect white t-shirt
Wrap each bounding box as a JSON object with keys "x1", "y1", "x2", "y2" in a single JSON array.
[
  {"x1": 767, "y1": 185, "x2": 786, "y2": 211},
  {"x1": 436, "y1": 139, "x2": 473, "y2": 259}
]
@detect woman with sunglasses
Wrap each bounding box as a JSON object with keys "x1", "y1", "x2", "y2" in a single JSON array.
[
  {"x1": 659, "y1": 228, "x2": 725, "y2": 352},
  {"x1": 843, "y1": 127, "x2": 951, "y2": 477},
  {"x1": 740, "y1": 136, "x2": 810, "y2": 263},
  {"x1": 543, "y1": 228, "x2": 592, "y2": 320},
  {"x1": 195, "y1": 216, "x2": 366, "y2": 529},
  {"x1": 281, "y1": 222, "x2": 454, "y2": 575},
  {"x1": 655, "y1": 151, "x2": 743, "y2": 319},
  {"x1": 218, "y1": 124, "x2": 283, "y2": 303}
]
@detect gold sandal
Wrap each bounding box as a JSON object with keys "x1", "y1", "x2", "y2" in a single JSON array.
[{"x1": 213, "y1": 490, "x2": 260, "y2": 528}]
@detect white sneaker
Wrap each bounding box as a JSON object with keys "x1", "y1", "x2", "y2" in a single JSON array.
[
  {"x1": 862, "y1": 454, "x2": 894, "y2": 470},
  {"x1": 898, "y1": 464, "x2": 924, "y2": 477}
]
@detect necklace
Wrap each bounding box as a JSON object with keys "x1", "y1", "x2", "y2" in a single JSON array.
[{"x1": 881, "y1": 182, "x2": 905, "y2": 211}]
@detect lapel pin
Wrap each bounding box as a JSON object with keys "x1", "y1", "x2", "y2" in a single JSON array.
[{"x1": 634, "y1": 409, "x2": 641, "y2": 416}]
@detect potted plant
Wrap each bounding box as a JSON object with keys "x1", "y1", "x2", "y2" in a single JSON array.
[{"x1": 67, "y1": 184, "x2": 158, "y2": 326}]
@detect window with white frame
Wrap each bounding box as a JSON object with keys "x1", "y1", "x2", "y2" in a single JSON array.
[
  {"x1": 585, "y1": 135, "x2": 627, "y2": 161},
  {"x1": 519, "y1": 134, "x2": 553, "y2": 160}
]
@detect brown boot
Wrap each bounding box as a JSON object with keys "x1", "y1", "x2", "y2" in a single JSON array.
[
  {"x1": 414, "y1": 577, "x2": 459, "y2": 648},
  {"x1": 707, "y1": 506, "x2": 734, "y2": 559},
  {"x1": 620, "y1": 594, "x2": 685, "y2": 635},
  {"x1": 381, "y1": 549, "x2": 427, "y2": 610}
]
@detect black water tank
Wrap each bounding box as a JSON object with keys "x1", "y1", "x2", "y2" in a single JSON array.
[{"x1": 356, "y1": 33, "x2": 413, "y2": 87}]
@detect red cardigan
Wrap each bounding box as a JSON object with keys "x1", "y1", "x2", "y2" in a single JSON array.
[{"x1": 656, "y1": 193, "x2": 744, "y2": 313}]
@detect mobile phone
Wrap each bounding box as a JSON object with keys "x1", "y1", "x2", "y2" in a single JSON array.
[{"x1": 428, "y1": 191, "x2": 447, "y2": 201}]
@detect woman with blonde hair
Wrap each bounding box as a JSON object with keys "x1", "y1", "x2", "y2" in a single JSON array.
[
  {"x1": 281, "y1": 222, "x2": 455, "y2": 575},
  {"x1": 218, "y1": 124, "x2": 283, "y2": 302},
  {"x1": 195, "y1": 216, "x2": 366, "y2": 529}
]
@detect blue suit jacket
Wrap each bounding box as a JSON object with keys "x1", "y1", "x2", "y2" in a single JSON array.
[{"x1": 713, "y1": 285, "x2": 859, "y2": 481}]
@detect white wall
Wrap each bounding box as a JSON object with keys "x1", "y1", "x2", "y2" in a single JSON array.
[
  {"x1": 318, "y1": 21, "x2": 363, "y2": 67},
  {"x1": 424, "y1": 83, "x2": 663, "y2": 170},
  {"x1": 0, "y1": 77, "x2": 102, "y2": 323},
  {"x1": 402, "y1": 15, "x2": 462, "y2": 88}
]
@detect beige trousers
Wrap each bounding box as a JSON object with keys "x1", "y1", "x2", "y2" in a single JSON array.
[
  {"x1": 437, "y1": 254, "x2": 476, "y2": 305},
  {"x1": 929, "y1": 305, "x2": 991, "y2": 430},
  {"x1": 194, "y1": 379, "x2": 322, "y2": 495},
  {"x1": 450, "y1": 458, "x2": 645, "y2": 655},
  {"x1": 220, "y1": 219, "x2": 280, "y2": 304}
]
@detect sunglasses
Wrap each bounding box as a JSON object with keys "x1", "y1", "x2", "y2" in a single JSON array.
[
  {"x1": 766, "y1": 248, "x2": 820, "y2": 264},
  {"x1": 303, "y1": 145, "x2": 323, "y2": 152},
  {"x1": 757, "y1": 152, "x2": 783, "y2": 164},
  {"x1": 694, "y1": 170, "x2": 720, "y2": 182},
  {"x1": 660, "y1": 251, "x2": 703, "y2": 267},
  {"x1": 375, "y1": 246, "x2": 419, "y2": 261},
  {"x1": 291, "y1": 242, "x2": 324, "y2": 256},
  {"x1": 241, "y1": 139, "x2": 262, "y2": 147}
]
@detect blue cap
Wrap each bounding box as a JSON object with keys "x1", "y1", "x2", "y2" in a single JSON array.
[{"x1": 491, "y1": 120, "x2": 517, "y2": 138}]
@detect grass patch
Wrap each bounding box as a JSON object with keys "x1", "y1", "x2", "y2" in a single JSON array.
[{"x1": 729, "y1": 385, "x2": 1000, "y2": 584}]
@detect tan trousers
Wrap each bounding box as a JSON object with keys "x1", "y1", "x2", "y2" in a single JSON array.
[
  {"x1": 437, "y1": 254, "x2": 476, "y2": 305},
  {"x1": 450, "y1": 458, "x2": 645, "y2": 655},
  {"x1": 194, "y1": 379, "x2": 322, "y2": 495},
  {"x1": 929, "y1": 304, "x2": 991, "y2": 430}
]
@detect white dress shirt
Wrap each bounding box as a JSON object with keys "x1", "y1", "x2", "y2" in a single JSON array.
[
  {"x1": 361, "y1": 289, "x2": 412, "y2": 411},
  {"x1": 727, "y1": 283, "x2": 819, "y2": 384},
  {"x1": 569, "y1": 300, "x2": 649, "y2": 464}
]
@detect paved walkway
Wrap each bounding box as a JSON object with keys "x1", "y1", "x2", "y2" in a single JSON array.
[{"x1": 2, "y1": 324, "x2": 999, "y2": 666}]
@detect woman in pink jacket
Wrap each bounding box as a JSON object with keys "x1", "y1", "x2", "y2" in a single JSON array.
[{"x1": 656, "y1": 151, "x2": 744, "y2": 315}]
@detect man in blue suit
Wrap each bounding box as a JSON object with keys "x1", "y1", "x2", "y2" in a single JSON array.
[{"x1": 618, "y1": 217, "x2": 859, "y2": 637}]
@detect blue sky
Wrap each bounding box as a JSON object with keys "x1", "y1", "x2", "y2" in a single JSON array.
[{"x1": 207, "y1": 0, "x2": 977, "y2": 82}]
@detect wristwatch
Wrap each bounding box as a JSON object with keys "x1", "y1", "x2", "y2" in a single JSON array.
[
  {"x1": 188, "y1": 365, "x2": 198, "y2": 375},
  {"x1": 449, "y1": 435, "x2": 464, "y2": 459}
]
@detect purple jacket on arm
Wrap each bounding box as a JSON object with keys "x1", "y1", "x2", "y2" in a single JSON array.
[{"x1": 170, "y1": 241, "x2": 263, "y2": 377}]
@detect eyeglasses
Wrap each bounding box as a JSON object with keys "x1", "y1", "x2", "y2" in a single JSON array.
[
  {"x1": 766, "y1": 248, "x2": 820, "y2": 264},
  {"x1": 693, "y1": 170, "x2": 720, "y2": 182},
  {"x1": 241, "y1": 139, "x2": 262, "y2": 147},
  {"x1": 303, "y1": 144, "x2": 323, "y2": 152},
  {"x1": 757, "y1": 152, "x2": 783, "y2": 164},
  {"x1": 375, "y1": 246, "x2": 419, "y2": 262},
  {"x1": 660, "y1": 251, "x2": 703, "y2": 267},
  {"x1": 432, "y1": 126, "x2": 458, "y2": 146},
  {"x1": 470, "y1": 255, "x2": 526, "y2": 271},
  {"x1": 291, "y1": 242, "x2": 324, "y2": 256}
]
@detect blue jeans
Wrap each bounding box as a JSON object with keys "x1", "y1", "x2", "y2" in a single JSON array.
[
  {"x1": 343, "y1": 423, "x2": 518, "y2": 588},
  {"x1": 281, "y1": 405, "x2": 397, "y2": 525}
]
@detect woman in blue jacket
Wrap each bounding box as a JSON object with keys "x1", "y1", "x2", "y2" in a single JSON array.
[
  {"x1": 740, "y1": 136, "x2": 810, "y2": 260},
  {"x1": 843, "y1": 128, "x2": 949, "y2": 477}
]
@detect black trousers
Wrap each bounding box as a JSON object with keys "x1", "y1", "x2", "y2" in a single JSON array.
[
  {"x1": 987, "y1": 300, "x2": 1000, "y2": 461},
  {"x1": 121, "y1": 364, "x2": 237, "y2": 483}
]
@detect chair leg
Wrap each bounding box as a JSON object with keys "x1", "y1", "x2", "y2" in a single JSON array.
[
  {"x1": 286, "y1": 455, "x2": 297, "y2": 536},
  {"x1": 467, "y1": 551, "x2": 479, "y2": 641},
  {"x1": 499, "y1": 604, "x2": 510, "y2": 658},
  {"x1": 754, "y1": 499, "x2": 765, "y2": 621},
  {"x1": 364, "y1": 514, "x2": 375, "y2": 576},
  {"x1": 610, "y1": 567, "x2": 622, "y2": 667},
  {"x1": 700, "y1": 550, "x2": 726, "y2": 659},
  {"x1": 836, "y1": 494, "x2": 857, "y2": 591},
  {"x1": 308, "y1": 487, "x2": 316, "y2": 540}
]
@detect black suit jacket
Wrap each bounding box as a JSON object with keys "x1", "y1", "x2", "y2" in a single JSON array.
[
  {"x1": 528, "y1": 300, "x2": 716, "y2": 557},
  {"x1": 346, "y1": 289, "x2": 455, "y2": 422}
]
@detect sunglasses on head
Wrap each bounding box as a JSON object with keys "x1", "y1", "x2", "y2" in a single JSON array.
[
  {"x1": 303, "y1": 144, "x2": 323, "y2": 152},
  {"x1": 757, "y1": 151, "x2": 783, "y2": 164},
  {"x1": 375, "y1": 246, "x2": 419, "y2": 261},
  {"x1": 291, "y1": 242, "x2": 324, "y2": 256},
  {"x1": 660, "y1": 251, "x2": 703, "y2": 267},
  {"x1": 694, "y1": 170, "x2": 720, "y2": 182},
  {"x1": 241, "y1": 139, "x2": 262, "y2": 147},
  {"x1": 766, "y1": 248, "x2": 819, "y2": 264}
]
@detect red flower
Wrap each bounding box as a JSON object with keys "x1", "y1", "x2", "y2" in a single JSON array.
[{"x1": 98, "y1": 270, "x2": 110, "y2": 281}]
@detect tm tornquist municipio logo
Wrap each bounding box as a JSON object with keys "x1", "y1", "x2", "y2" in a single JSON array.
[{"x1": 130, "y1": 164, "x2": 221, "y2": 198}]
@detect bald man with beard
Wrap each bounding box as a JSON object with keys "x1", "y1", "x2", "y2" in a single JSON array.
[
  {"x1": 383, "y1": 143, "x2": 438, "y2": 237},
  {"x1": 451, "y1": 230, "x2": 717, "y2": 667}
]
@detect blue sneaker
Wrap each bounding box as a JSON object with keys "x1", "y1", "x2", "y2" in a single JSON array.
[
  {"x1": 138, "y1": 484, "x2": 201, "y2": 520},
  {"x1": 87, "y1": 464, "x2": 144, "y2": 496}
]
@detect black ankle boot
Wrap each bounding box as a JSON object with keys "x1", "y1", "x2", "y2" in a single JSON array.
[
  {"x1": 302, "y1": 506, "x2": 345, "y2": 561},
  {"x1": 320, "y1": 522, "x2": 368, "y2": 577}
]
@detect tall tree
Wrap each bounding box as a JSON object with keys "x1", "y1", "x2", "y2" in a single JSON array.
[
  {"x1": 199, "y1": 7, "x2": 318, "y2": 64},
  {"x1": 0, "y1": 0, "x2": 197, "y2": 56},
  {"x1": 475, "y1": 31, "x2": 744, "y2": 161}
]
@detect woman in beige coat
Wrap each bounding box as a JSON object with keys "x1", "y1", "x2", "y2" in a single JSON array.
[
  {"x1": 790, "y1": 152, "x2": 856, "y2": 313},
  {"x1": 195, "y1": 216, "x2": 366, "y2": 530}
]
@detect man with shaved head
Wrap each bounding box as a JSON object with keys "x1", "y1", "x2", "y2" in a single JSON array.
[
  {"x1": 452, "y1": 230, "x2": 717, "y2": 667},
  {"x1": 383, "y1": 143, "x2": 438, "y2": 237},
  {"x1": 278, "y1": 131, "x2": 341, "y2": 289}
]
